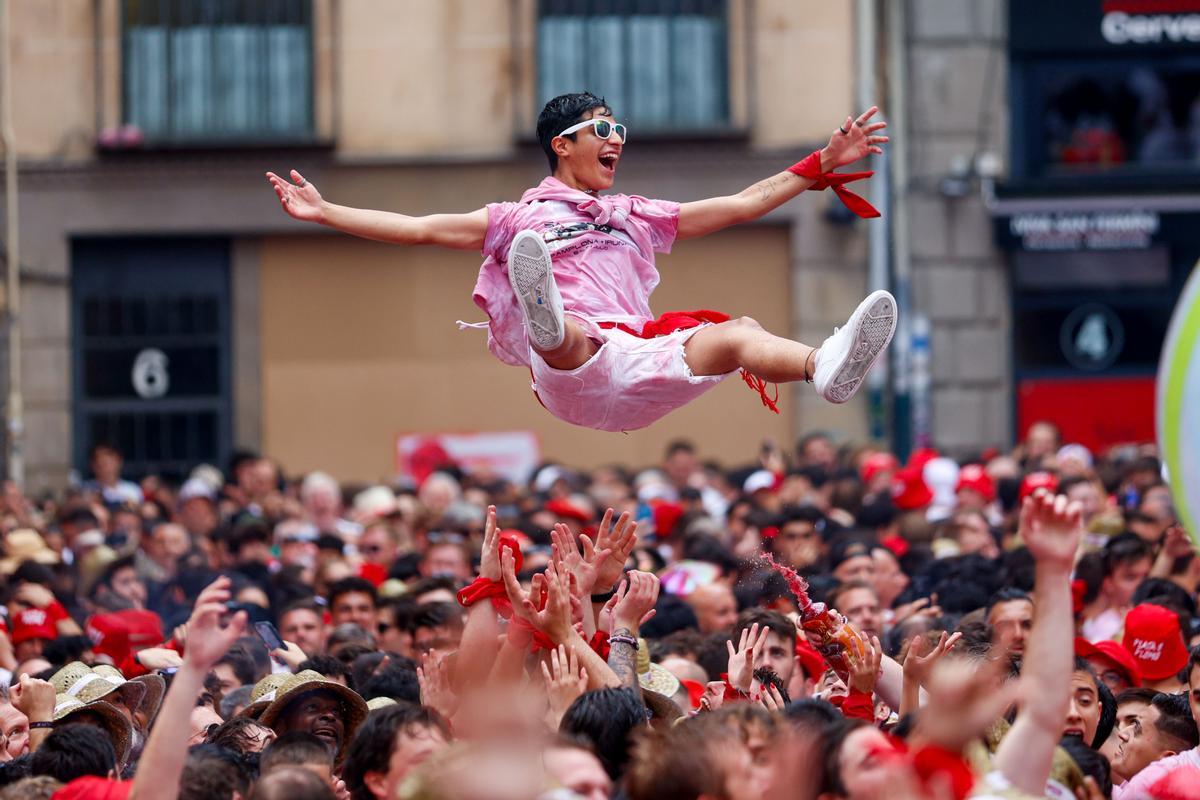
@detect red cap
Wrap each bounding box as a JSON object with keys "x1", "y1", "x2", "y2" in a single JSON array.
[
  {"x1": 955, "y1": 464, "x2": 996, "y2": 503},
  {"x1": 681, "y1": 678, "x2": 705, "y2": 710},
  {"x1": 544, "y1": 498, "x2": 591, "y2": 523},
  {"x1": 1122, "y1": 604, "x2": 1189, "y2": 682},
  {"x1": 357, "y1": 561, "x2": 387, "y2": 587},
  {"x1": 11, "y1": 607, "x2": 57, "y2": 644},
  {"x1": 86, "y1": 609, "x2": 164, "y2": 667},
  {"x1": 907, "y1": 447, "x2": 940, "y2": 473},
  {"x1": 1019, "y1": 471, "x2": 1059, "y2": 503},
  {"x1": 795, "y1": 638, "x2": 828, "y2": 682},
  {"x1": 652, "y1": 501, "x2": 684, "y2": 540},
  {"x1": 861, "y1": 452, "x2": 899, "y2": 485},
  {"x1": 51, "y1": 776, "x2": 132, "y2": 800},
  {"x1": 1075, "y1": 636, "x2": 1142, "y2": 688},
  {"x1": 891, "y1": 467, "x2": 933, "y2": 511}
]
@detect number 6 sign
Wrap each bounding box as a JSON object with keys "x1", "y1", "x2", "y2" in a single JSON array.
[{"x1": 132, "y1": 348, "x2": 170, "y2": 399}]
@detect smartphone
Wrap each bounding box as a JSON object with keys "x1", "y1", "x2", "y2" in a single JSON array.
[{"x1": 254, "y1": 621, "x2": 284, "y2": 652}]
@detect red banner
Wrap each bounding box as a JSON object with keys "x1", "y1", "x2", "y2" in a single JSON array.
[{"x1": 1017, "y1": 376, "x2": 1156, "y2": 452}]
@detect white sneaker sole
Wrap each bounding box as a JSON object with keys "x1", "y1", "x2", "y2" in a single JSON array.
[
  {"x1": 507, "y1": 231, "x2": 565, "y2": 351},
  {"x1": 819, "y1": 290, "x2": 897, "y2": 404}
]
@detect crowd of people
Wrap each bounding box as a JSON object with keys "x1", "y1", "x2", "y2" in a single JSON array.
[{"x1": 0, "y1": 422, "x2": 1195, "y2": 799}]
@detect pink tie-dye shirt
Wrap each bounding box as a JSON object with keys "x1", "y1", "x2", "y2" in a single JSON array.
[{"x1": 472, "y1": 176, "x2": 680, "y2": 367}]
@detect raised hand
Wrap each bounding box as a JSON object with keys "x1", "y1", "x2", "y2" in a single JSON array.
[
  {"x1": 136, "y1": 647, "x2": 185, "y2": 671},
  {"x1": 912, "y1": 650, "x2": 1021, "y2": 755},
  {"x1": 592, "y1": 509, "x2": 638, "y2": 591},
  {"x1": 417, "y1": 651, "x2": 459, "y2": 720},
  {"x1": 1020, "y1": 490, "x2": 1083, "y2": 573},
  {"x1": 478, "y1": 505, "x2": 502, "y2": 581},
  {"x1": 551, "y1": 523, "x2": 611, "y2": 598},
  {"x1": 821, "y1": 106, "x2": 888, "y2": 170},
  {"x1": 611, "y1": 571, "x2": 659, "y2": 634},
  {"x1": 541, "y1": 644, "x2": 588, "y2": 728},
  {"x1": 11, "y1": 673, "x2": 55, "y2": 722},
  {"x1": 265, "y1": 169, "x2": 324, "y2": 223},
  {"x1": 845, "y1": 635, "x2": 884, "y2": 695},
  {"x1": 726, "y1": 623, "x2": 770, "y2": 693},
  {"x1": 903, "y1": 631, "x2": 962, "y2": 690},
  {"x1": 501, "y1": 547, "x2": 545, "y2": 624},
  {"x1": 759, "y1": 683, "x2": 787, "y2": 713},
  {"x1": 182, "y1": 577, "x2": 247, "y2": 672}
]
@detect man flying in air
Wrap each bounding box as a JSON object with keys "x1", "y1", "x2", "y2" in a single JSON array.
[{"x1": 267, "y1": 92, "x2": 894, "y2": 432}]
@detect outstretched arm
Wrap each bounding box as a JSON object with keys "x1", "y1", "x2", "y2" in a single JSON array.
[
  {"x1": 676, "y1": 107, "x2": 887, "y2": 240},
  {"x1": 265, "y1": 169, "x2": 488, "y2": 250},
  {"x1": 993, "y1": 491, "x2": 1083, "y2": 796}
]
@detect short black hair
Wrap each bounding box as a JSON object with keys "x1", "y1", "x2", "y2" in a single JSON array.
[
  {"x1": 216, "y1": 649, "x2": 260, "y2": 689},
  {"x1": 296, "y1": 654, "x2": 352, "y2": 684},
  {"x1": 1150, "y1": 692, "x2": 1199, "y2": 751},
  {"x1": 30, "y1": 724, "x2": 116, "y2": 783},
  {"x1": 985, "y1": 587, "x2": 1032, "y2": 619},
  {"x1": 1057, "y1": 738, "x2": 1111, "y2": 799},
  {"x1": 360, "y1": 662, "x2": 420, "y2": 704},
  {"x1": 249, "y1": 767, "x2": 338, "y2": 800},
  {"x1": 412, "y1": 602, "x2": 464, "y2": 635},
  {"x1": 179, "y1": 744, "x2": 253, "y2": 800},
  {"x1": 559, "y1": 688, "x2": 645, "y2": 780},
  {"x1": 1101, "y1": 533, "x2": 1153, "y2": 576},
  {"x1": 342, "y1": 703, "x2": 451, "y2": 800},
  {"x1": 1073, "y1": 657, "x2": 1117, "y2": 749},
  {"x1": 536, "y1": 92, "x2": 612, "y2": 172},
  {"x1": 260, "y1": 731, "x2": 334, "y2": 775},
  {"x1": 733, "y1": 609, "x2": 795, "y2": 646},
  {"x1": 328, "y1": 577, "x2": 378, "y2": 610}
]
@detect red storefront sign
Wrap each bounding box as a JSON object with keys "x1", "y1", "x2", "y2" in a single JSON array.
[{"x1": 1017, "y1": 376, "x2": 1157, "y2": 451}]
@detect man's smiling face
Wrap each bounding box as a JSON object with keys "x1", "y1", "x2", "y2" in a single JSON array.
[
  {"x1": 555, "y1": 107, "x2": 625, "y2": 192},
  {"x1": 278, "y1": 690, "x2": 346, "y2": 752}
]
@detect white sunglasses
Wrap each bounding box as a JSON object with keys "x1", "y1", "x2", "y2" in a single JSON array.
[{"x1": 556, "y1": 118, "x2": 628, "y2": 142}]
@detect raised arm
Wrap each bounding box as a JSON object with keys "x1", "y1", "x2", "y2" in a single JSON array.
[
  {"x1": 676, "y1": 107, "x2": 887, "y2": 240},
  {"x1": 993, "y1": 491, "x2": 1083, "y2": 796},
  {"x1": 265, "y1": 169, "x2": 488, "y2": 250}
]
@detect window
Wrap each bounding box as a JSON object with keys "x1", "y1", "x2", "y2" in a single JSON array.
[
  {"x1": 537, "y1": 0, "x2": 729, "y2": 132},
  {"x1": 1031, "y1": 57, "x2": 1200, "y2": 177},
  {"x1": 122, "y1": 0, "x2": 313, "y2": 144}
]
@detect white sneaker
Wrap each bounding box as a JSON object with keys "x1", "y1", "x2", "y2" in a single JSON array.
[
  {"x1": 507, "y1": 230, "x2": 565, "y2": 351},
  {"x1": 812, "y1": 290, "x2": 897, "y2": 404}
]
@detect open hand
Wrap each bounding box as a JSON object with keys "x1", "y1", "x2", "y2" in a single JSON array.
[
  {"x1": 846, "y1": 635, "x2": 884, "y2": 694},
  {"x1": 182, "y1": 577, "x2": 247, "y2": 672},
  {"x1": 902, "y1": 631, "x2": 963, "y2": 690},
  {"x1": 478, "y1": 505, "x2": 502, "y2": 582},
  {"x1": 417, "y1": 651, "x2": 459, "y2": 720},
  {"x1": 11, "y1": 674, "x2": 55, "y2": 722},
  {"x1": 821, "y1": 106, "x2": 888, "y2": 170},
  {"x1": 265, "y1": 169, "x2": 324, "y2": 223},
  {"x1": 726, "y1": 623, "x2": 770, "y2": 693},
  {"x1": 611, "y1": 571, "x2": 659, "y2": 633},
  {"x1": 1020, "y1": 490, "x2": 1083, "y2": 573},
  {"x1": 551, "y1": 523, "x2": 610, "y2": 598},
  {"x1": 541, "y1": 644, "x2": 588, "y2": 727},
  {"x1": 592, "y1": 509, "x2": 638, "y2": 591},
  {"x1": 136, "y1": 647, "x2": 184, "y2": 671}
]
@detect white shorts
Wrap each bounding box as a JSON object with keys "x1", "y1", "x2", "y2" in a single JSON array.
[{"x1": 530, "y1": 317, "x2": 732, "y2": 432}]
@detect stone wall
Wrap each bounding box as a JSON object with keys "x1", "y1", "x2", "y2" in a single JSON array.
[{"x1": 903, "y1": 0, "x2": 1012, "y2": 452}]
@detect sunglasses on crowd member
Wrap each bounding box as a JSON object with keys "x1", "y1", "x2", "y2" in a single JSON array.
[
  {"x1": 556, "y1": 118, "x2": 628, "y2": 143},
  {"x1": 427, "y1": 531, "x2": 465, "y2": 545}
]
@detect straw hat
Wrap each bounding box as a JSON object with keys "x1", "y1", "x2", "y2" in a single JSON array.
[
  {"x1": 94, "y1": 664, "x2": 165, "y2": 722},
  {"x1": 366, "y1": 696, "x2": 397, "y2": 712},
  {"x1": 0, "y1": 529, "x2": 60, "y2": 573},
  {"x1": 50, "y1": 662, "x2": 147, "y2": 712},
  {"x1": 52, "y1": 694, "x2": 133, "y2": 765},
  {"x1": 635, "y1": 639, "x2": 681, "y2": 699},
  {"x1": 239, "y1": 672, "x2": 293, "y2": 720},
  {"x1": 257, "y1": 670, "x2": 368, "y2": 758}
]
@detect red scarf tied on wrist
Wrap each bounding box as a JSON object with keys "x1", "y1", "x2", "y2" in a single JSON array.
[
  {"x1": 787, "y1": 151, "x2": 881, "y2": 218},
  {"x1": 456, "y1": 536, "x2": 524, "y2": 618}
]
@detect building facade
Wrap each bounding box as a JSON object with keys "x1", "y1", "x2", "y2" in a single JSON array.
[{"x1": 4, "y1": 0, "x2": 880, "y2": 490}]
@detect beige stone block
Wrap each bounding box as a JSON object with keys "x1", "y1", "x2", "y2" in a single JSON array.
[
  {"x1": 23, "y1": 406, "x2": 71, "y2": 473},
  {"x1": 21, "y1": 283, "x2": 69, "y2": 342},
  {"x1": 23, "y1": 343, "x2": 69, "y2": 405}
]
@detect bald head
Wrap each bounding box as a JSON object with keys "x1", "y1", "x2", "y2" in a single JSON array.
[{"x1": 687, "y1": 584, "x2": 737, "y2": 634}]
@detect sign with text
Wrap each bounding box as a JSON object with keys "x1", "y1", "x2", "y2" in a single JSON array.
[
  {"x1": 1011, "y1": 0, "x2": 1200, "y2": 53},
  {"x1": 395, "y1": 431, "x2": 541, "y2": 486}
]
